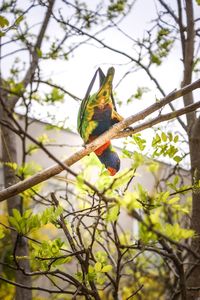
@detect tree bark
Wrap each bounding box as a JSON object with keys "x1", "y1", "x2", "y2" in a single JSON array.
[
  {"x1": 0, "y1": 106, "x2": 32, "y2": 300},
  {"x1": 0, "y1": 2, "x2": 55, "y2": 298},
  {"x1": 187, "y1": 117, "x2": 200, "y2": 300},
  {"x1": 178, "y1": 0, "x2": 200, "y2": 298}
]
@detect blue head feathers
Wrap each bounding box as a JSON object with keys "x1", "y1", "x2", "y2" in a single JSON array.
[{"x1": 97, "y1": 147, "x2": 120, "y2": 176}]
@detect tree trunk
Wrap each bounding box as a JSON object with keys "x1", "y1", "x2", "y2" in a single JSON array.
[
  {"x1": 0, "y1": 1, "x2": 55, "y2": 296},
  {"x1": 1, "y1": 106, "x2": 32, "y2": 300},
  {"x1": 186, "y1": 117, "x2": 200, "y2": 300},
  {"x1": 177, "y1": 1, "x2": 200, "y2": 298}
]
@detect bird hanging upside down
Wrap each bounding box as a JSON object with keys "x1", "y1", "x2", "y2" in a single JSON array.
[{"x1": 77, "y1": 67, "x2": 123, "y2": 176}]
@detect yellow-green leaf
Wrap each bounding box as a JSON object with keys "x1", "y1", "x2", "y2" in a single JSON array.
[
  {"x1": 95, "y1": 262, "x2": 102, "y2": 272},
  {"x1": 161, "y1": 132, "x2": 167, "y2": 142},
  {"x1": 168, "y1": 197, "x2": 179, "y2": 204},
  {"x1": 15, "y1": 15, "x2": 23, "y2": 25},
  {"x1": 0, "y1": 227, "x2": 5, "y2": 239},
  {"x1": 88, "y1": 265, "x2": 94, "y2": 274},
  {"x1": 0, "y1": 16, "x2": 9, "y2": 28},
  {"x1": 105, "y1": 204, "x2": 119, "y2": 222},
  {"x1": 101, "y1": 265, "x2": 113, "y2": 273},
  {"x1": 36, "y1": 48, "x2": 42, "y2": 58}
]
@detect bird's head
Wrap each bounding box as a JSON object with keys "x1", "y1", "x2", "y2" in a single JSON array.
[{"x1": 97, "y1": 147, "x2": 120, "y2": 176}]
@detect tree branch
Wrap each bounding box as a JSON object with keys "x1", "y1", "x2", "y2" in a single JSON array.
[
  {"x1": 33, "y1": 79, "x2": 81, "y2": 101},
  {"x1": 0, "y1": 79, "x2": 200, "y2": 202},
  {"x1": 115, "y1": 100, "x2": 200, "y2": 139},
  {"x1": 0, "y1": 275, "x2": 81, "y2": 295},
  {"x1": 182, "y1": 0, "x2": 195, "y2": 130},
  {"x1": 158, "y1": 0, "x2": 179, "y2": 23}
]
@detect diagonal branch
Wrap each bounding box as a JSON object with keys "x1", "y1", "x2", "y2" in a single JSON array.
[
  {"x1": 0, "y1": 275, "x2": 81, "y2": 295},
  {"x1": 158, "y1": 0, "x2": 179, "y2": 23},
  {"x1": 115, "y1": 100, "x2": 200, "y2": 139},
  {"x1": 0, "y1": 78, "x2": 200, "y2": 202},
  {"x1": 33, "y1": 79, "x2": 81, "y2": 101}
]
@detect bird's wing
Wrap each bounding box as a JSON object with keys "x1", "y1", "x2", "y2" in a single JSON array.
[
  {"x1": 77, "y1": 68, "x2": 106, "y2": 140},
  {"x1": 77, "y1": 68, "x2": 99, "y2": 136},
  {"x1": 77, "y1": 67, "x2": 123, "y2": 140},
  {"x1": 111, "y1": 109, "x2": 123, "y2": 124},
  {"x1": 96, "y1": 67, "x2": 123, "y2": 121}
]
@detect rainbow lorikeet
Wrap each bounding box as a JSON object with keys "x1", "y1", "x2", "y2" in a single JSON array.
[{"x1": 77, "y1": 67, "x2": 123, "y2": 176}]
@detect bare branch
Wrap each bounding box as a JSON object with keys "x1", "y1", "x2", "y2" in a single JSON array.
[
  {"x1": 0, "y1": 275, "x2": 81, "y2": 295},
  {"x1": 115, "y1": 100, "x2": 200, "y2": 139},
  {"x1": 158, "y1": 0, "x2": 179, "y2": 23},
  {"x1": 33, "y1": 79, "x2": 81, "y2": 101}
]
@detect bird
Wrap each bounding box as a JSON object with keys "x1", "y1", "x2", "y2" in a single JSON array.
[{"x1": 77, "y1": 67, "x2": 123, "y2": 176}]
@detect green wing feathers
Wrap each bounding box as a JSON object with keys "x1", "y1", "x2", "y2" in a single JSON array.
[{"x1": 77, "y1": 67, "x2": 123, "y2": 143}]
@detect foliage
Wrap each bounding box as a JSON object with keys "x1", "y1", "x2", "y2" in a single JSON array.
[
  {"x1": 0, "y1": 150, "x2": 194, "y2": 299},
  {"x1": 0, "y1": 0, "x2": 199, "y2": 299}
]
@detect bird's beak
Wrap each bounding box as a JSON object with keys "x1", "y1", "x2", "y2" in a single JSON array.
[{"x1": 107, "y1": 167, "x2": 117, "y2": 176}]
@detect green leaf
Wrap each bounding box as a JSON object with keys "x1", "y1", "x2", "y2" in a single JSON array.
[
  {"x1": 139, "y1": 222, "x2": 157, "y2": 243},
  {"x1": 152, "y1": 133, "x2": 161, "y2": 147},
  {"x1": 95, "y1": 262, "x2": 102, "y2": 272},
  {"x1": 173, "y1": 156, "x2": 182, "y2": 163},
  {"x1": 51, "y1": 256, "x2": 72, "y2": 267},
  {"x1": 5, "y1": 162, "x2": 18, "y2": 170},
  {"x1": 26, "y1": 144, "x2": 38, "y2": 155},
  {"x1": 101, "y1": 265, "x2": 113, "y2": 273},
  {"x1": 0, "y1": 16, "x2": 9, "y2": 28},
  {"x1": 196, "y1": 0, "x2": 200, "y2": 5},
  {"x1": 0, "y1": 227, "x2": 5, "y2": 239},
  {"x1": 168, "y1": 132, "x2": 173, "y2": 141},
  {"x1": 8, "y1": 216, "x2": 21, "y2": 232},
  {"x1": 37, "y1": 133, "x2": 51, "y2": 144},
  {"x1": 157, "y1": 28, "x2": 170, "y2": 39},
  {"x1": 23, "y1": 209, "x2": 32, "y2": 219},
  {"x1": 173, "y1": 176, "x2": 179, "y2": 186},
  {"x1": 88, "y1": 265, "x2": 94, "y2": 274},
  {"x1": 95, "y1": 251, "x2": 107, "y2": 264},
  {"x1": 15, "y1": 15, "x2": 24, "y2": 25},
  {"x1": 149, "y1": 209, "x2": 161, "y2": 226},
  {"x1": 105, "y1": 204, "x2": 119, "y2": 222},
  {"x1": 151, "y1": 53, "x2": 161, "y2": 65},
  {"x1": 132, "y1": 134, "x2": 146, "y2": 151},
  {"x1": 168, "y1": 197, "x2": 179, "y2": 205},
  {"x1": 17, "y1": 161, "x2": 42, "y2": 178},
  {"x1": 12, "y1": 208, "x2": 22, "y2": 222},
  {"x1": 174, "y1": 135, "x2": 179, "y2": 143},
  {"x1": 87, "y1": 265, "x2": 96, "y2": 281},
  {"x1": 96, "y1": 273, "x2": 106, "y2": 285},
  {"x1": 45, "y1": 87, "x2": 65, "y2": 103},
  {"x1": 133, "y1": 87, "x2": 150, "y2": 100},
  {"x1": 122, "y1": 148, "x2": 132, "y2": 158},
  {"x1": 164, "y1": 223, "x2": 194, "y2": 241},
  {"x1": 10, "y1": 81, "x2": 25, "y2": 94},
  {"x1": 40, "y1": 206, "x2": 63, "y2": 225},
  {"x1": 161, "y1": 132, "x2": 167, "y2": 142},
  {"x1": 109, "y1": 168, "x2": 136, "y2": 191},
  {"x1": 36, "y1": 48, "x2": 42, "y2": 58},
  {"x1": 121, "y1": 191, "x2": 142, "y2": 210}
]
